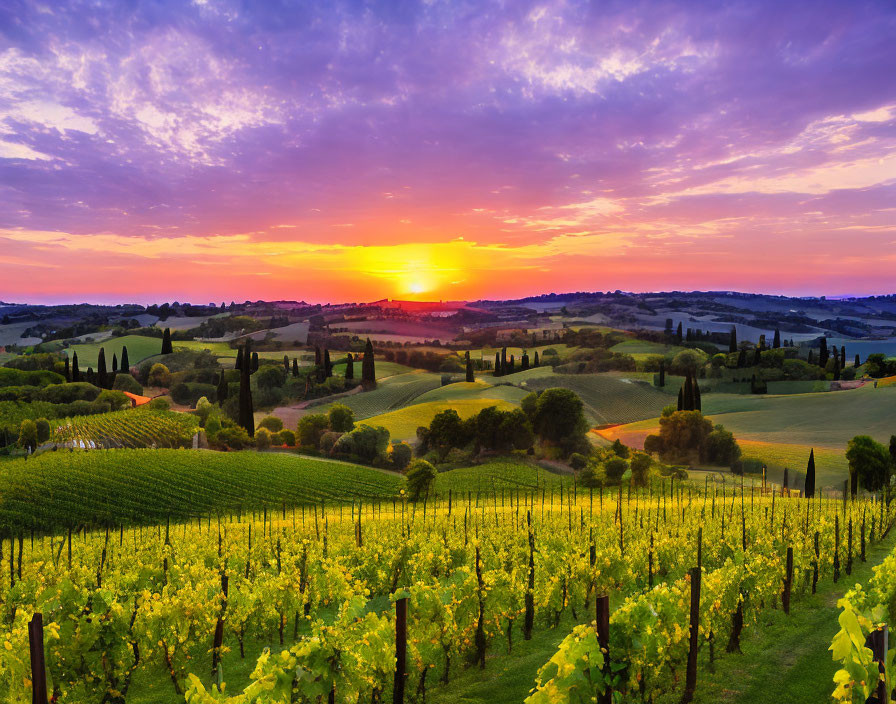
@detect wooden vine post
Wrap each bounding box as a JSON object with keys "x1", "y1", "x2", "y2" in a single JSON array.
[
  {"x1": 595, "y1": 595, "x2": 611, "y2": 704},
  {"x1": 782, "y1": 547, "x2": 793, "y2": 615},
  {"x1": 393, "y1": 597, "x2": 408, "y2": 704},
  {"x1": 865, "y1": 625, "x2": 889, "y2": 704},
  {"x1": 29, "y1": 612, "x2": 48, "y2": 704},
  {"x1": 681, "y1": 566, "x2": 701, "y2": 704}
]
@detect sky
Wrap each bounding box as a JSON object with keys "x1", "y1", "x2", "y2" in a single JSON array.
[{"x1": 1, "y1": 0, "x2": 895, "y2": 305}]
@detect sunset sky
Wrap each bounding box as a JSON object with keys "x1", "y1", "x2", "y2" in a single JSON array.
[{"x1": 1, "y1": 0, "x2": 895, "y2": 304}]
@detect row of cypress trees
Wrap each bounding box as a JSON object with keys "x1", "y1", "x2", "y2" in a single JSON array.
[
  {"x1": 677, "y1": 370, "x2": 701, "y2": 411},
  {"x1": 62, "y1": 346, "x2": 130, "y2": 389},
  {"x1": 493, "y1": 347, "x2": 537, "y2": 377}
]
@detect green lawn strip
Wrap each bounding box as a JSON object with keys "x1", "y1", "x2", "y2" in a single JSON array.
[{"x1": 690, "y1": 529, "x2": 896, "y2": 704}]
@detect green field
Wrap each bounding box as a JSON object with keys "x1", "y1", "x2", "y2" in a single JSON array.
[
  {"x1": 316, "y1": 371, "x2": 442, "y2": 419},
  {"x1": 412, "y1": 380, "x2": 530, "y2": 406},
  {"x1": 433, "y1": 459, "x2": 568, "y2": 493},
  {"x1": 66, "y1": 334, "x2": 164, "y2": 368},
  {"x1": 609, "y1": 339, "x2": 687, "y2": 360},
  {"x1": 362, "y1": 398, "x2": 519, "y2": 441},
  {"x1": 526, "y1": 372, "x2": 671, "y2": 425},
  {"x1": 0, "y1": 449, "x2": 404, "y2": 530}
]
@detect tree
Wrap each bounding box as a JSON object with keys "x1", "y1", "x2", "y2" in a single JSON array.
[
  {"x1": 328, "y1": 403, "x2": 355, "y2": 433},
  {"x1": 214, "y1": 426, "x2": 253, "y2": 450},
  {"x1": 406, "y1": 459, "x2": 437, "y2": 500},
  {"x1": 465, "y1": 352, "x2": 474, "y2": 382},
  {"x1": 658, "y1": 360, "x2": 665, "y2": 387},
  {"x1": 773, "y1": 329, "x2": 781, "y2": 349},
  {"x1": 521, "y1": 351, "x2": 529, "y2": 371},
  {"x1": 846, "y1": 435, "x2": 891, "y2": 494},
  {"x1": 805, "y1": 449, "x2": 816, "y2": 498},
  {"x1": 324, "y1": 349, "x2": 332, "y2": 378},
  {"x1": 604, "y1": 457, "x2": 628, "y2": 483},
  {"x1": 333, "y1": 424, "x2": 390, "y2": 463},
  {"x1": 345, "y1": 354, "x2": 354, "y2": 380},
  {"x1": 256, "y1": 365, "x2": 286, "y2": 389},
  {"x1": 501, "y1": 347, "x2": 507, "y2": 376},
  {"x1": 534, "y1": 351, "x2": 540, "y2": 367},
  {"x1": 161, "y1": 328, "x2": 173, "y2": 355},
  {"x1": 284, "y1": 355, "x2": 290, "y2": 372},
  {"x1": 120, "y1": 346, "x2": 130, "y2": 373},
  {"x1": 148, "y1": 363, "x2": 171, "y2": 388},
  {"x1": 531, "y1": 388, "x2": 588, "y2": 455},
  {"x1": 235, "y1": 347, "x2": 243, "y2": 370},
  {"x1": 428, "y1": 409, "x2": 465, "y2": 460},
  {"x1": 97, "y1": 347, "x2": 108, "y2": 389},
  {"x1": 855, "y1": 354, "x2": 861, "y2": 368},
  {"x1": 112, "y1": 353, "x2": 118, "y2": 373},
  {"x1": 676, "y1": 322, "x2": 683, "y2": 344},
  {"x1": 238, "y1": 340, "x2": 255, "y2": 437},
  {"x1": 64, "y1": 356, "x2": 70, "y2": 382},
  {"x1": 630, "y1": 452, "x2": 651, "y2": 487},
  {"x1": 18, "y1": 419, "x2": 38, "y2": 453},
  {"x1": 251, "y1": 352, "x2": 259, "y2": 373},
  {"x1": 494, "y1": 352, "x2": 501, "y2": 376},
  {"x1": 391, "y1": 442, "x2": 413, "y2": 471},
  {"x1": 217, "y1": 371, "x2": 228, "y2": 402},
  {"x1": 292, "y1": 358, "x2": 300, "y2": 377},
  {"x1": 611, "y1": 439, "x2": 629, "y2": 458},
  {"x1": 729, "y1": 326, "x2": 737, "y2": 354},
  {"x1": 362, "y1": 338, "x2": 376, "y2": 385},
  {"x1": 818, "y1": 337, "x2": 829, "y2": 368}
]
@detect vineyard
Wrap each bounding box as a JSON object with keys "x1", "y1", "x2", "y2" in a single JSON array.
[
  {"x1": 52, "y1": 408, "x2": 200, "y2": 449},
  {"x1": 2, "y1": 480, "x2": 892, "y2": 703},
  {"x1": 0, "y1": 450, "x2": 404, "y2": 531}
]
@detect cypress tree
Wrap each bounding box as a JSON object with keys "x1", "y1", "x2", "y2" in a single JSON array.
[
  {"x1": 693, "y1": 374, "x2": 702, "y2": 411},
  {"x1": 97, "y1": 348, "x2": 108, "y2": 389},
  {"x1": 324, "y1": 349, "x2": 332, "y2": 378},
  {"x1": 677, "y1": 385, "x2": 684, "y2": 411},
  {"x1": 292, "y1": 358, "x2": 300, "y2": 377},
  {"x1": 465, "y1": 354, "x2": 474, "y2": 383},
  {"x1": 782, "y1": 467, "x2": 789, "y2": 490},
  {"x1": 87, "y1": 368, "x2": 95, "y2": 385},
  {"x1": 840, "y1": 346, "x2": 846, "y2": 368},
  {"x1": 64, "y1": 356, "x2": 70, "y2": 382},
  {"x1": 729, "y1": 326, "x2": 737, "y2": 354},
  {"x1": 521, "y1": 351, "x2": 529, "y2": 371},
  {"x1": 833, "y1": 354, "x2": 841, "y2": 381},
  {"x1": 112, "y1": 353, "x2": 118, "y2": 373},
  {"x1": 807, "y1": 349, "x2": 815, "y2": 365},
  {"x1": 72, "y1": 352, "x2": 80, "y2": 382},
  {"x1": 759, "y1": 334, "x2": 766, "y2": 351},
  {"x1": 855, "y1": 353, "x2": 861, "y2": 368},
  {"x1": 805, "y1": 449, "x2": 816, "y2": 498},
  {"x1": 161, "y1": 328, "x2": 173, "y2": 355},
  {"x1": 251, "y1": 352, "x2": 259, "y2": 373},
  {"x1": 676, "y1": 322, "x2": 683, "y2": 344},
  {"x1": 217, "y1": 371, "x2": 228, "y2": 403},
  {"x1": 120, "y1": 346, "x2": 129, "y2": 373},
  {"x1": 315, "y1": 346, "x2": 324, "y2": 383},
  {"x1": 658, "y1": 360, "x2": 665, "y2": 387},
  {"x1": 345, "y1": 354, "x2": 354, "y2": 380},
  {"x1": 361, "y1": 338, "x2": 376, "y2": 385},
  {"x1": 283, "y1": 355, "x2": 289, "y2": 372},
  {"x1": 737, "y1": 348, "x2": 746, "y2": 368},
  {"x1": 494, "y1": 352, "x2": 501, "y2": 376},
  {"x1": 508, "y1": 354, "x2": 515, "y2": 374},
  {"x1": 235, "y1": 347, "x2": 243, "y2": 370},
  {"x1": 819, "y1": 337, "x2": 828, "y2": 368},
  {"x1": 534, "y1": 351, "x2": 539, "y2": 367},
  {"x1": 501, "y1": 347, "x2": 507, "y2": 375},
  {"x1": 238, "y1": 341, "x2": 254, "y2": 436},
  {"x1": 315, "y1": 346, "x2": 322, "y2": 366},
  {"x1": 753, "y1": 346, "x2": 761, "y2": 365},
  {"x1": 773, "y1": 329, "x2": 781, "y2": 349}
]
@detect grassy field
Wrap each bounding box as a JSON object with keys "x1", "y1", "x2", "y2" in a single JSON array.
[
  {"x1": 412, "y1": 380, "x2": 530, "y2": 406},
  {"x1": 362, "y1": 398, "x2": 519, "y2": 441},
  {"x1": 463, "y1": 344, "x2": 577, "y2": 361},
  {"x1": 66, "y1": 334, "x2": 163, "y2": 368},
  {"x1": 433, "y1": 459, "x2": 567, "y2": 493},
  {"x1": 526, "y1": 372, "x2": 671, "y2": 425},
  {"x1": 316, "y1": 371, "x2": 442, "y2": 420},
  {"x1": 0, "y1": 449, "x2": 403, "y2": 529},
  {"x1": 609, "y1": 339, "x2": 687, "y2": 360}
]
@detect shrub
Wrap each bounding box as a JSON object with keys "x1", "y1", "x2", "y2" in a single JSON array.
[
  {"x1": 604, "y1": 457, "x2": 628, "y2": 483},
  {"x1": 328, "y1": 404, "x2": 355, "y2": 433},
  {"x1": 320, "y1": 431, "x2": 343, "y2": 454},
  {"x1": 333, "y1": 424, "x2": 390, "y2": 464},
  {"x1": 17, "y1": 420, "x2": 38, "y2": 452},
  {"x1": 112, "y1": 374, "x2": 143, "y2": 395},
  {"x1": 279, "y1": 429, "x2": 296, "y2": 447},
  {"x1": 35, "y1": 417, "x2": 51, "y2": 444},
  {"x1": 259, "y1": 416, "x2": 284, "y2": 433},
  {"x1": 611, "y1": 439, "x2": 630, "y2": 458},
  {"x1": 569, "y1": 452, "x2": 589, "y2": 471},
  {"x1": 148, "y1": 397, "x2": 170, "y2": 411},
  {"x1": 204, "y1": 414, "x2": 222, "y2": 441},
  {"x1": 297, "y1": 414, "x2": 329, "y2": 449},
  {"x1": 254, "y1": 427, "x2": 272, "y2": 450},
  {"x1": 95, "y1": 389, "x2": 131, "y2": 411},
  {"x1": 214, "y1": 426, "x2": 253, "y2": 450},
  {"x1": 147, "y1": 363, "x2": 172, "y2": 388},
  {"x1": 406, "y1": 459, "x2": 437, "y2": 499}
]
